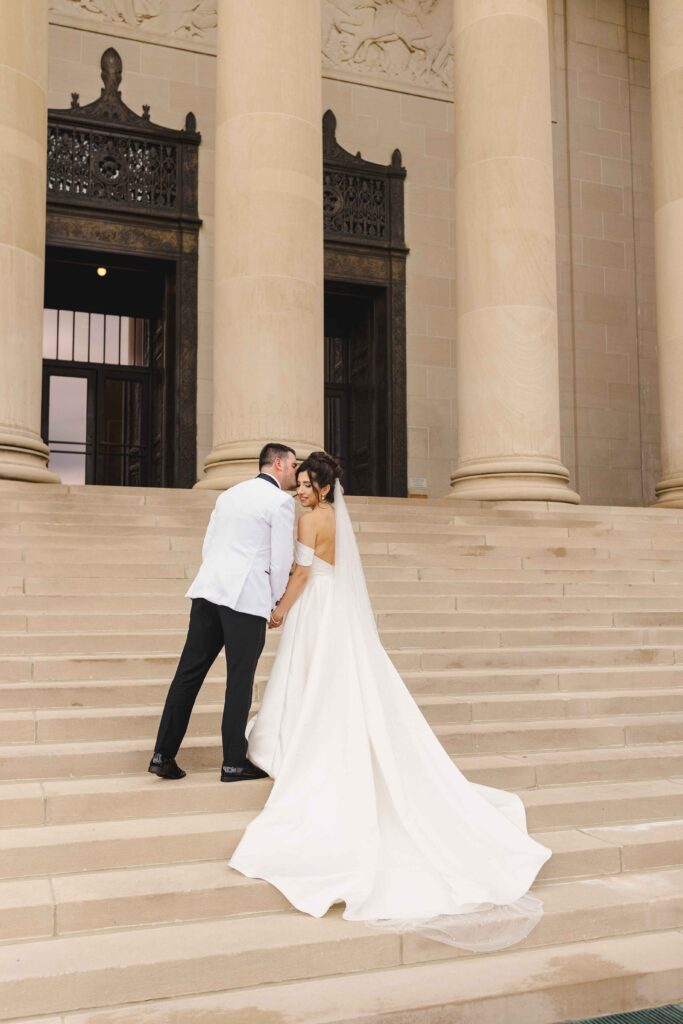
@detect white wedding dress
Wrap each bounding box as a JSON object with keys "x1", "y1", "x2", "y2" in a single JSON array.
[{"x1": 228, "y1": 483, "x2": 551, "y2": 950}]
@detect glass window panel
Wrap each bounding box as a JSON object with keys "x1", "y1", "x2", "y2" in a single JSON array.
[
  {"x1": 120, "y1": 317, "x2": 132, "y2": 366},
  {"x1": 73, "y1": 312, "x2": 90, "y2": 362},
  {"x1": 89, "y1": 314, "x2": 104, "y2": 362},
  {"x1": 48, "y1": 451, "x2": 86, "y2": 485},
  {"x1": 43, "y1": 309, "x2": 57, "y2": 359},
  {"x1": 48, "y1": 375, "x2": 88, "y2": 445},
  {"x1": 57, "y1": 309, "x2": 74, "y2": 360},
  {"x1": 104, "y1": 315, "x2": 120, "y2": 364}
]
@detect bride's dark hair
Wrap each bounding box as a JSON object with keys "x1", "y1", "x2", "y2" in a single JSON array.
[{"x1": 296, "y1": 451, "x2": 343, "y2": 504}]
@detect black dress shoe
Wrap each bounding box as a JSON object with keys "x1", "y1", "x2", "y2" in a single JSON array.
[
  {"x1": 148, "y1": 753, "x2": 186, "y2": 780},
  {"x1": 221, "y1": 758, "x2": 269, "y2": 783}
]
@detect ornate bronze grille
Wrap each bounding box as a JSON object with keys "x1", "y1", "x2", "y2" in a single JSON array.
[
  {"x1": 47, "y1": 47, "x2": 198, "y2": 219},
  {"x1": 323, "y1": 171, "x2": 387, "y2": 240},
  {"x1": 48, "y1": 128, "x2": 179, "y2": 210}
]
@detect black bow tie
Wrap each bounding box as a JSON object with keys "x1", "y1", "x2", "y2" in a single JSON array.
[{"x1": 257, "y1": 473, "x2": 280, "y2": 489}]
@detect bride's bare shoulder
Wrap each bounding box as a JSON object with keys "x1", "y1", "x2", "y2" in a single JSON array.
[{"x1": 307, "y1": 506, "x2": 335, "y2": 532}]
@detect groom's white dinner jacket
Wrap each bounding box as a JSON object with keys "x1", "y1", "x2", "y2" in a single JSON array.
[{"x1": 186, "y1": 474, "x2": 295, "y2": 620}]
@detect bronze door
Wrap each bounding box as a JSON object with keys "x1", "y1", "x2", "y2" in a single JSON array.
[{"x1": 324, "y1": 285, "x2": 387, "y2": 496}]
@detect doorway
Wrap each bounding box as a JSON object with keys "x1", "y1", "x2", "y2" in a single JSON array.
[
  {"x1": 324, "y1": 283, "x2": 389, "y2": 496},
  {"x1": 41, "y1": 249, "x2": 171, "y2": 486}
]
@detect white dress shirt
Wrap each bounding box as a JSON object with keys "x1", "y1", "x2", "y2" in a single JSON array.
[{"x1": 186, "y1": 476, "x2": 295, "y2": 619}]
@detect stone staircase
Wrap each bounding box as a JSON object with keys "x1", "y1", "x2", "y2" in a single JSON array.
[{"x1": 2, "y1": 482, "x2": 683, "y2": 1022}]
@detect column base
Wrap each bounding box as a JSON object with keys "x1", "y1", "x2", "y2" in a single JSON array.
[
  {"x1": 652, "y1": 473, "x2": 683, "y2": 507},
  {"x1": 450, "y1": 458, "x2": 579, "y2": 504},
  {"x1": 0, "y1": 432, "x2": 60, "y2": 484},
  {"x1": 195, "y1": 439, "x2": 324, "y2": 491}
]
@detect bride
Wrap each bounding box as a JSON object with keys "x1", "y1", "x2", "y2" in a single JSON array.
[{"x1": 228, "y1": 451, "x2": 551, "y2": 949}]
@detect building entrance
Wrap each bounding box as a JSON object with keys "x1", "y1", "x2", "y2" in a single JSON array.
[
  {"x1": 44, "y1": 47, "x2": 201, "y2": 488},
  {"x1": 322, "y1": 110, "x2": 408, "y2": 497},
  {"x1": 42, "y1": 250, "x2": 169, "y2": 486}
]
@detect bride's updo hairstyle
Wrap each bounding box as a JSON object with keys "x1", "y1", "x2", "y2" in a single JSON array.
[{"x1": 295, "y1": 451, "x2": 343, "y2": 505}]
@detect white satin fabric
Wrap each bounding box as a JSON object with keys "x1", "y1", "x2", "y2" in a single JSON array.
[{"x1": 228, "y1": 484, "x2": 551, "y2": 950}]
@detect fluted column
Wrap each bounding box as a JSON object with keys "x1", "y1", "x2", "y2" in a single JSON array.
[
  {"x1": 197, "y1": 0, "x2": 324, "y2": 489},
  {"x1": 651, "y1": 3, "x2": 683, "y2": 506},
  {"x1": 0, "y1": 0, "x2": 58, "y2": 484},
  {"x1": 450, "y1": 0, "x2": 578, "y2": 503}
]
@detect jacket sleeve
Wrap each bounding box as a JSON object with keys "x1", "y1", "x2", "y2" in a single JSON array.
[
  {"x1": 201, "y1": 506, "x2": 218, "y2": 561},
  {"x1": 269, "y1": 497, "x2": 295, "y2": 608}
]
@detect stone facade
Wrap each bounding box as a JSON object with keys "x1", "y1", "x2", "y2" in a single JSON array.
[{"x1": 1, "y1": 0, "x2": 668, "y2": 504}]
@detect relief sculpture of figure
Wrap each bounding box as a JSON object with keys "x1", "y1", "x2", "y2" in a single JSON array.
[
  {"x1": 322, "y1": 0, "x2": 453, "y2": 89},
  {"x1": 175, "y1": 0, "x2": 218, "y2": 39},
  {"x1": 50, "y1": 0, "x2": 161, "y2": 28}
]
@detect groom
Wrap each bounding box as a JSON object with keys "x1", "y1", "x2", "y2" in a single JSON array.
[{"x1": 148, "y1": 443, "x2": 297, "y2": 782}]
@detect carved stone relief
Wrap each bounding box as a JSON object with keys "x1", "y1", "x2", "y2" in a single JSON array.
[
  {"x1": 48, "y1": 0, "x2": 218, "y2": 46},
  {"x1": 50, "y1": 1, "x2": 451, "y2": 94},
  {"x1": 322, "y1": 0, "x2": 453, "y2": 92}
]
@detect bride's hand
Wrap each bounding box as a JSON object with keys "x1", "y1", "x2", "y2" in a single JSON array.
[{"x1": 268, "y1": 612, "x2": 284, "y2": 629}]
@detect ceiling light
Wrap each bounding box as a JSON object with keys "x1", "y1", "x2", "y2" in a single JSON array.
[{"x1": 96, "y1": 266, "x2": 107, "y2": 277}]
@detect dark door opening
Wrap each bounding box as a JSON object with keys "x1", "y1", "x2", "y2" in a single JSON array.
[
  {"x1": 324, "y1": 282, "x2": 389, "y2": 496},
  {"x1": 42, "y1": 248, "x2": 173, "y2": 486}
]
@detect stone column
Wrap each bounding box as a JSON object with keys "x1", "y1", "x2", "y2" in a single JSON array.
[
  {"x1": 449, "y1": 0, "x2": 578, "y2": 503},
  {"x1": 0, "y1": 0, "x2": 58, "y2": 484},
  {"x1": 197, "y1": 0, "x2": 324, "y2": 489},
  {"x1": 652, "y1": 3, "x2": 683, "y2": 506}
]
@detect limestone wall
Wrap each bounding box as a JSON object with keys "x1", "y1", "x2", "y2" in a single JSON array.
[{"x1": 45, "y1": 1, "x2": 657, "y2": 504}]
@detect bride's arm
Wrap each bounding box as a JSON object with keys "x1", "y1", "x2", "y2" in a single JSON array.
[{"x1": 269, "y1": 515, "x2": 317, "y2": 626}]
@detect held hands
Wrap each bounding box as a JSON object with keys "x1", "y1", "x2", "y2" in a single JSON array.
[{"x1": 268, "y1": 610, "x2": 284, "y2": 630}]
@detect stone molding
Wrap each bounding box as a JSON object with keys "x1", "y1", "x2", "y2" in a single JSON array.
[{"x1": 48, "y1": 0, "x2": 454, "y2": 100}]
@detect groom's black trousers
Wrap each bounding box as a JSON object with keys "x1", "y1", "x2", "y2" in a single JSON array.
[{"x1": 154, "y1": 598, "x2": 267, "y2": 766}]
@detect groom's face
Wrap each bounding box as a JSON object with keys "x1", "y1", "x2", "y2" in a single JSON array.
[{"x1": 278, "y1": 452, "x2": 298, "y2": 491}]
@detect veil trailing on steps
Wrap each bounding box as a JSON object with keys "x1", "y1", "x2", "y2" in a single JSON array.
[{"x1": 330, "y1": 480, "x2": 547, "y2": 951}]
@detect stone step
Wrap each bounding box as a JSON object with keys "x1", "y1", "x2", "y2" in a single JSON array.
[
  {"x1": 3, "y1": 688, "x2": 683, "y2": 746},
  {"x1": 2, "y1": 851, "x2": 682, "y2": 959},
  {"x1": 21, "y1": 572, "x2": 683, "y2": 599},
  {"x1": 5, "y1": 642, "x2": 681, "y2": 686},
  {"x1": 0, "y1": 693, "x2": 476, "y2": 744},
  {"x1": 33, "y1": 928, "x2": 683, "y2": 1024},
  {"x1": 5, "y1": 734, "x2": 683, "y2": 792},
  {"x1": 0, "y1": 805, "x2": 645, "y2": 884},
  {"x1": 25, "y1": 532, "x2": 682, "y2": 565},
  {"x1": 2, "y1": 770, "x2": 681, "y2": 834},
  {"x1": 9, "y1": 593, "x2": 683, "y2": 619},
  {"x1": 435, "y1": 712, "x2": 683, "y2": 755},
  {"x1": 9, "y1": 608, "x2": 683, "y2": 635},
  {"x1": 10, "y1": 625, "x2": 683, "y2": 657},
  {"x1": 6, "y1": 526, "x2": 683, "y2": 554},
  {"x1": 457, "y1": 594, "x2": 683, "y2": 610},
  {"x1": 0, "y1": 735, "x2": 535, "y2": 789},
  {"x1": 4, "y1": 665, "x2": 683, "y2": 712}
]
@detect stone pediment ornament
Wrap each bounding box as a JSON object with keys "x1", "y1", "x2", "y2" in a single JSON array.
[
  {"x1": 58, "y1": 46, "x2": 197, "y2": 136},
  {"x1": 322, "y1": 110, "x2": 406, "y2": 250}
]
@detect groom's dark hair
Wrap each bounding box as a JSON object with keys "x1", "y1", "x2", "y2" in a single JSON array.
[{"x1": 259, "y1": 443, "x2": 296, "y2": 470}]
